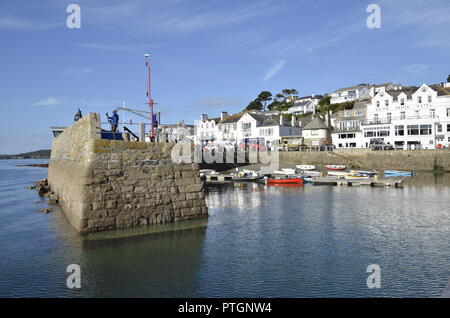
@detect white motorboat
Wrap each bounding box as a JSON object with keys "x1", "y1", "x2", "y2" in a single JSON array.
[{"x1": 281, "y1": 168, "x2": 296, "y2": 175}]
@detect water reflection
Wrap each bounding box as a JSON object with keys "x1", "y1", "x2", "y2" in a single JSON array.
[{"x1": 1, "y1": 159, "x2": 450, "y2": 297}]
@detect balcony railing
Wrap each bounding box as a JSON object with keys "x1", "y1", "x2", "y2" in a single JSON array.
[{"x1": 363, "y1": 115, "x2": 440, "y2": 125}]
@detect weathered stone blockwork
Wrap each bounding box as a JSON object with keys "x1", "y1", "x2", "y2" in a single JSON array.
[
  {"x1": 48, "y1": 113, "x2": 208, "y2": 233},
  {"x1": 280, "y1": 149, "x2": 450, "y2": 171}
]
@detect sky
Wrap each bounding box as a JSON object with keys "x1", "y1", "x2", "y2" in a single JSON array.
[{"x1": 1, "y1": 0, "x2": 450, "y2": 153}]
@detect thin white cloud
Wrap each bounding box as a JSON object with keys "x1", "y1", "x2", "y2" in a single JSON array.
[
  {"x1": 85, "y1": 0, "x2": 284, "y2": 35},
  {"x1": 62, "y1": 68, "x2": 94, "y2": 76},
  {"x1": 192, "y1": 97, "x2": 247, "y2": 110},
  {"x1": 0, "y1": 16, "x2": 60, "y2": 31},
  {"x1": 404, "y1": 64, "x2": 429, "y2": 75},
  {"x1": 33, "y1": 97, "x2": 60, "y2": 106},
  {"x1": 77, "y1": 43, "x2": 141, "y2": 51},
  {"x1": 262, "y1": 60, "x2": 286, "y2": 82}
]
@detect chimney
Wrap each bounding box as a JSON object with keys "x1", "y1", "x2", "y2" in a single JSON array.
[
  {"x1": 201, "y1": 114, "x2": 208, "y2": 121},
  {"x1": 220, "y1": 112, "x2": 229, "y2": 121}
]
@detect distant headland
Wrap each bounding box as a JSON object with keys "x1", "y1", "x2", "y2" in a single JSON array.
[{"x1": 0, "y1": 149, "x2": 51, "y2": 159}]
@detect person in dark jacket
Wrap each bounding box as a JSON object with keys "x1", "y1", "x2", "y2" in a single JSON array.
[
  {"x1": 74, "y1": 108, "x2": 82, "y2": 121},
  {"x1": 106, "y1": 110, "x2": 119, "y2": 132}
]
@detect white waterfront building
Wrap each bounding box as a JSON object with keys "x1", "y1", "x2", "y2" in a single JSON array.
[
  {"x1": 331, "y1": 100, "x2": 368, "y2": 148},
  {"x1": 361, "y1": 83, "x2": 450, "y2": 150},
  {"x1": 330, "y1": 84, "x2": 370, "y2": 104},
  {"x1": 195, "y1": 111, "x2": 303, "y2": 149}
]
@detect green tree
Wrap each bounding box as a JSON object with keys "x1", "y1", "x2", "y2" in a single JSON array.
[
  {"x1": 246, "y1": 99, "x2": 263, "y2": 111},
  {"x1": 257, "y1": 91, "x2": 273, "y2": 110}
]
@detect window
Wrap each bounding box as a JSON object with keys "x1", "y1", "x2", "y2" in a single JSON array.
[
  {"x1": 376, "y1": 101, "x2": 380, "y2": 107},
  {"x1": 400, "y1": 98, "x2": 405, "y2": 106},
  {"x1": 385, "y1": 100, "x2": 389, "y2": 106},
  {"x1": 311, "y1": 130, "x2": 319, "y2": 136},
  {"x1": 374, "y1": 114, "x2": 378, "y2": 122},
  {"x1": 242, "y1": 123, "x2": 251, "y2": 131},
  {"x1": 418, "y1": 96, "x2": 422, "y2": 103},
  {"x1": 428, "y1": 95, "x2": 432, "y2": 103},
  {"x1": 344, "y1": 111, "x2": 350, "y2": 117},
  {"x1": 419, "y1": 125, "x2": 432, "y2": 135},
  {"x1": 400, "y1": 112, "x2": 406, "y2": 119},
  {"x1": 437, "y1": 124, "x2": 442, "y2": 133},
  {"x1": 447, "y1": 108, "x2": 450, "y2": 117},
  {"x1": 387, "y1": 113, "x2": 391, "y2": 121},
  {"x1": 407, "y1": 125, "x2": 419, "y2": 135},
  {"x1": 430, "y1": 109, "x2": 435, "y2": 118},
  {"x1": 379, "y1": 130, "x2": 390, "y2": 137},
  {"x1": 259, "y1": 128, "x2": 273, "y2": 136},
  {"x1": 447, "y1": 124, "x2": 450, "y2": 132},
  {"x1": 395, "y1": 125, "x2": 404, "y2": 136}
]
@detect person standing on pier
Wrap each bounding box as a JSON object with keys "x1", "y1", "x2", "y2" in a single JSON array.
[
  {"x1": 74, "y1": 108, "x2": 82, "y2": 122},
  {"x1": 106, "y1": 110, "x2": 119, "y2": 132}
]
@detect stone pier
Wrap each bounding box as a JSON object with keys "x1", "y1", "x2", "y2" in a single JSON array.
[{"x1": 48, "y1": 113, "x2": 208, "y2": 233}]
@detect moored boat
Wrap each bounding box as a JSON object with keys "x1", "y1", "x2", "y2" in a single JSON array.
[
  {"x1": 324, "y1": 165, "x2": 346, "y2": 170},
  {"x1": 299, "y1": 171, "x2": 321, "y2": 177},
  {"x1": 267, "y1": 177, "x2": 304, "y2": 185},
  {"x1": 296, "y1": 165, "x2": 316, "y2": 171},
  {"x1": 384, "y1": 170, "x2": 414, "y2": 176},
  {"x1": 327, "y1": 170, "x2": 352, "y2": 176}
]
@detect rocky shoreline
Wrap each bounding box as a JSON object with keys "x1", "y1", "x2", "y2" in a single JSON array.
[
  {"x1": 29, "y1": 179, "x2": 58, "y2": 209},
  {"x1": 18, "y1": 163, "x2": 49, "y2": 168}
]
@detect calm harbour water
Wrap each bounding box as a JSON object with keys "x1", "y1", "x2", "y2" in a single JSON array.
[{"x1": 0, "y1": 159, "x2": 449, "y2": 297}]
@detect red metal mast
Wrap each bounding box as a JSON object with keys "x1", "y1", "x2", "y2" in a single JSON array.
[{"x1": 145, "y1": 53, "x2": 155, "y2": 141}]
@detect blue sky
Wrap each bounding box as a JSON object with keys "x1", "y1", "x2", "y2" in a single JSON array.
[{"x1": 1, "y1": 0, "x2": 449, "y2": 153}]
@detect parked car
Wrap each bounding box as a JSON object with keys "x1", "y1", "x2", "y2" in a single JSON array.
[
  {"x1": 319, "y1": 144, "x2": 335, "y2": 151},
  {"x1": 370, "y1": 140, "x2": 394, "y2": 150}
]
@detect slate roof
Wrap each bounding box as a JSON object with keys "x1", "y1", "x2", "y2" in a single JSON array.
[
  {"x1": 335, "y1": 84, "x2": 368, "y2": 93},
  {"x1": 303, "y1": 117, "x2": 327, "y2": 130},
  {"x1": 219, "y1": 113, "x2": 243, "y2": 124}
]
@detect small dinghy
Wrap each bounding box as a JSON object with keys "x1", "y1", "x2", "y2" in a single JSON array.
[
  {"x1": 296, "y1": 165, "x2": 316, "y2": 171},
  {"x1": 384, "y1": 170, "x2": 414, "y2": 176},
  {"x1": 324, "y1": 165, "x2": 346, "y2": 170},
  {"x1": 327, "y1": 170, "x2": 352, "y2": 176},
  {"x1": 344, "y1": 175, "x2": 371, "y2": 180},
  {"x1": 300, "y1": 171, "x2": 321, "y2": 177}
]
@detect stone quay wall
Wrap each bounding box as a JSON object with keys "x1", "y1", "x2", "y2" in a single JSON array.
[
  {"x1": 48, "y1": 113, "x2": 208, "y2": 233},
  {"x1": 280, "y1": 149, "x2": 450, "y2": 171}
]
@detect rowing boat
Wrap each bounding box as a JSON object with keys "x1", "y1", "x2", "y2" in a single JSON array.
[
  {"x1": 327, "y1": 170, "x2": 351, "y2": 176},
  {"x1": 296, "y1": 165, "x2": 316, "y2": 171},
  {"x1": 324, "y1": 165, "x2": 346, "y2": 170},
  {"x1": 384, "y1": 170, "x2": 414, "y2": 176}
]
